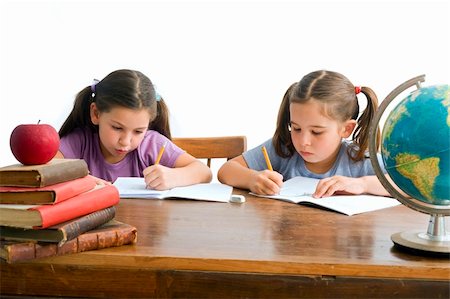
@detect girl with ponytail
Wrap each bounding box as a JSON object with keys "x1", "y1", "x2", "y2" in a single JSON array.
[
  {"x1": 218, "y1": 70, "x2": 390, "y2": 198},
  {"x1": 57, "y1": 69, "x2": 211, "y2": 188}
]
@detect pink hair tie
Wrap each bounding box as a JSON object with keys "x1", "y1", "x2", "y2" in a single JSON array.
[{"x1": 355, "y1": 86, "x2": 361, "y2": 94}]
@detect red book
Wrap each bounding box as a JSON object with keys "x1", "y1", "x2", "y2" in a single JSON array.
[
  {"x1": 0, "y1": 175, "x2": 97, "y2": 205},
  {"x1": 0, "y1": 184, "x2": 120, "y2": 229}
]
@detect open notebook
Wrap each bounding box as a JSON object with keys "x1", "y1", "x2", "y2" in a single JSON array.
[
  {"x1": 251, "y1": 176, "x2": 401, "y2": 216},
  {"x1": 113, "y1": 177, "x2": 233, "y2": 203}
]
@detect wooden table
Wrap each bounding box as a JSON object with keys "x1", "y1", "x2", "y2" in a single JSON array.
[{"x1": 1, "y1": 189, "x2": 449, "y2": 298}]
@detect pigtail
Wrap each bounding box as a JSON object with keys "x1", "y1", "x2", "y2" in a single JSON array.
[
  {"x1": 351, "y1": 86, "x2": 380, "y2": 160},
  {"x1": 59, "y1": 86, "x2": 95, "y2": 137},
  {"x1": 273, "y1": 83, "x2": 297, "y2": 158},
  {"x1": 149, "y1": 98, "x2": 172, "y2": 140}
]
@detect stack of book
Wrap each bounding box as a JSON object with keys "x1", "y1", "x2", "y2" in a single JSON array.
[{"x1": 0, "y1": 159, "x2": 137, "y2": 263}]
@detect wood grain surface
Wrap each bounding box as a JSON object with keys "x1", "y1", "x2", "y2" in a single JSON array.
[{"x1": 1, "y1": 189, "x2": 449, "y2": 298}]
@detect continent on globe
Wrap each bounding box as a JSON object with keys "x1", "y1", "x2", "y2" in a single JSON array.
[{"x1": 395, "y1": 153, "x2": 439, "y2": 202}]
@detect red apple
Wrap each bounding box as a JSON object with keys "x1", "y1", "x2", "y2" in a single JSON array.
[{"x1": 10, "y1": 122, "x2": 60, "y2": 165}]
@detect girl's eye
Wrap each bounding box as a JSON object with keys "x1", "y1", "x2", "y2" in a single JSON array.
[
  {"x1": 135, "y1": 130, "x2": 144, "y2": 135},
  {"x1": 312, "y1": 131, "x2": 323, "y2": 135},
  {"x1": 112, "y1": 126, "x2": 122, "y2": 131}
]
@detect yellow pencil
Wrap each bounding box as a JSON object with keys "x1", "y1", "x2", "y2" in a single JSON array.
[
  {"x1": 154, "y1": 142, "x2": 167, "y2": 165},
  {"x1": 261, "y1": 146, "x2": 273, "y2": 171}
]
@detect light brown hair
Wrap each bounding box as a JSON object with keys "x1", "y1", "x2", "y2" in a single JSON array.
[{"x1": 273, "y1": 70, "x2": 380, "y2": 161}]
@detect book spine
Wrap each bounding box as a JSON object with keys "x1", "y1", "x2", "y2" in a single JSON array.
[
  {"x1": 35, "y1": 185, "x2": 120, "y2": 228},
  {"x1": 61, "y1": 206, "x2": 116, "y2": 244},
  {"x1": 0, "y1": 175, "x2": 97, "y2": 205},
  {"x1": 39, "y1": 160, "x2": 89, "y2": 187},
  {"x1": 2, "y1": 224, "x2": 137, "y2": 263}
]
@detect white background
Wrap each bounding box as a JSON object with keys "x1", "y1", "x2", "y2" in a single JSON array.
[{"x1": 1, "y1": 0, "x2": 449, "y2": 180}]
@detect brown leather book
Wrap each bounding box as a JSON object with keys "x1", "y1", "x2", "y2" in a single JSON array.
[
  {"x1": 0, "y1": 206, "x2": 116, "y2": 246},
  {"x1": 0, "y1": 159, "x2": 89, "y2": 187},
  {"x1": 0, "y1": 220, "x2": 137, "y2": 263}
]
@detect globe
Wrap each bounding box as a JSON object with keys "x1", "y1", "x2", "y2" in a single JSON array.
[
  {"x1": 369, "y1": 75, "x2": 450, "y2": 254},
  {"x1": 381, "y1": 84, "x2": 450, "y2": 206}
]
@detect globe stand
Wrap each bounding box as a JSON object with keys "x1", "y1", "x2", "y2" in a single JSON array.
[
  {"x1": 391, "y1": 215, "x2": 450, "y2": 254},
  {"x1": 369, "y1": 75, "x2": 450, "y2": 255}
]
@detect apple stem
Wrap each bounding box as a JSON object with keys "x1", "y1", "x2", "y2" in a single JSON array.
[{"x1": 37, "y1": 120, "x2": 41, "y2": 125}]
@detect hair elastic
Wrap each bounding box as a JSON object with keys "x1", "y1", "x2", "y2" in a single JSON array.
[
  {"x1": 154, "y1": 85, "x2": 162, "y2": 101},
  {"x1": 355, "y1": 86, "x2": 361, "y2": 95},
  {"x1": 90, "y1": 79, "x2": 100, "y2": 97}
]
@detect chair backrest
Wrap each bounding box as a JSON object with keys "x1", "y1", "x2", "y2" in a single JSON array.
[{"x1": 172, "y1": 136, "x2": 247, "y2": 167}]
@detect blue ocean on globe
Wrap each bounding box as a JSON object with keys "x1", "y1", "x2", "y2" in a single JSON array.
[{"x1": 381, "y1": 85, "x2": 450, "y2": 205}]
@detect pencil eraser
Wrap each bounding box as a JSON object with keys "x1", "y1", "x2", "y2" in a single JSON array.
[{"x1": 230, "y1": 195, "x2": 246, "y2": 203}]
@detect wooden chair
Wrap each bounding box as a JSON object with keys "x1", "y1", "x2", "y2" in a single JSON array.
[{"x1": 172, "y1": 136, "x2": 247, "y2": 167}]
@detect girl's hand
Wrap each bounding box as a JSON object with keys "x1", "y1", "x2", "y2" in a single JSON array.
[
  {"x1": 313, "y1": 175, "x2": 365, "y2": 198},
  {"x1": 143, "y1": 164, "x2": 177, "y2": 190},
  {"x1": 249, "y1": 170, "x2": 283, "y2": 195}
]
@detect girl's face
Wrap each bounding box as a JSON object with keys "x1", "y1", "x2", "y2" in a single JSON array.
[
  {"x1": 90, "y1": 104, "x2": 151, "y2": 164},
  {"x1": 289, "y1": 101, "x2": 355, "y2": 174}
]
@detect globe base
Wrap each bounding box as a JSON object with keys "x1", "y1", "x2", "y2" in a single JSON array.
[
  {"x1": 392, "y1": 215, "x2": 450, "y2": 254},
  {"x1": 391, "y1": 231, "x2": 450, "y2": 254}
]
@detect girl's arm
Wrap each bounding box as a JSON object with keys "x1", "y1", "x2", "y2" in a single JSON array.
[
  {"x1": 313, "y1": 175, "x2": 407, "y2": 198},
  {"x1": 217, "y1": 155, "x2": 283, "y2": 195},
  {"x1": 144, "y1": 153, "x2": 212, "y2": 190}
]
